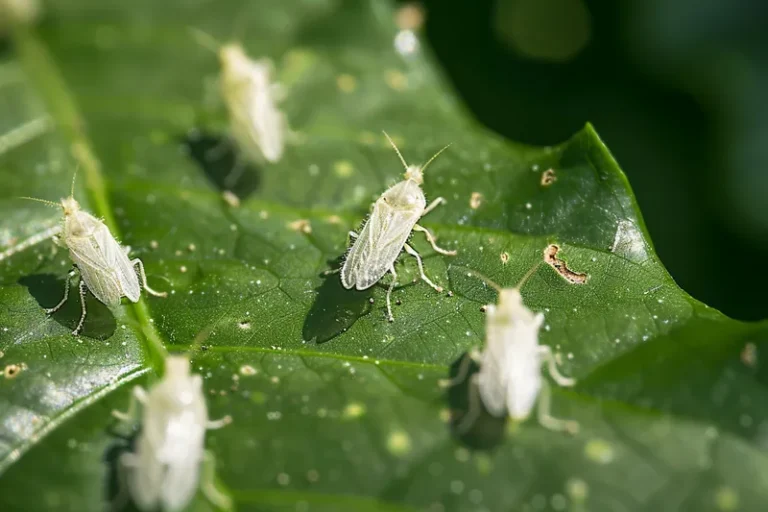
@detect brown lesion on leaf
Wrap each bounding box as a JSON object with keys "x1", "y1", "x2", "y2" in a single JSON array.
[
  {"x1": 500, "y1": 251, "x2": 510, "y2": 264},
  {"x1": 288, "y1": 219, "x2": 312, "y2": 234},
  {"x1": 4, "y1": 364, "x2": 22, "y2": 379},
  {"x1": 396, "y1": 3, "x2": 426, "y2": 30},
  {"x1": 541, "y1": 168, "x2": 557, "y2": 186},
  {"x1": 544, "y1": 244, "x2": 587, "y2": 284}
]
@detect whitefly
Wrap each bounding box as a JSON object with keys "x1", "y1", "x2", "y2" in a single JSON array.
[
  {"x1": 112, "y1": 355, "x2": 233, "y2": 511},
  {"x1": 190, "y1": 28, "x2": 289, "y2": 188},
  {"x1": 440, "y1": 262, "x2": 578, "y2": 434},
  {"x1": 339, "y1": 132, "x2": 457, "y2": 321},
  {"x1": 21, "y1": 173, "x2": 166, "y2": 335}
]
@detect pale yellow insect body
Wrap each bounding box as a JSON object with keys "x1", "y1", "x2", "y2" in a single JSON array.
[
  {"x1": 340, "y1": 133, "x2": 456, "y2": 321},
  {"x1": 219, "y1": 44, "x2": 287, "y2": 165},
  {"x1": 112, "y1": 356, "x2": 232, "y2": 511},
  {"x1": 441, "y1": 267, "x2": 578, "y2": 434}
]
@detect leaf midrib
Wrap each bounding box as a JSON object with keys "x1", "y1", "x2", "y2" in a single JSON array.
[
  {"x1": 0, "y1": 366, "x2": 149, "y2": 473},
  {"x1": 12, "y1": 29, "x2": 167, "y2": 371}
]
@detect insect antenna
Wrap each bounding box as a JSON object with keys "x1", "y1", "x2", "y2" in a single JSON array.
[
  {"x1": 420, "y1": 142, "x2": 452, "y2": 173},
  {"x1": 514, "y1": 261, "x2": 543, "y2": 291},
  {"x1": 186, "y1": 313, "x2": 228, "y2": 357},
  {"x1": 382, "y1": 131, "x2": 409, "y2": 170},
  {"x1": 188, "y1": 26, "x2": 223, "y2": 53},
  {"x1": 70, "y1": 165, "x2": 79, "y2": 198},
  {"x1": 464, "y1": 268, "x2": 503, "y2": 293},
  {"x1": 19, "y1": 196, "x2": 59, "y2": 208}
]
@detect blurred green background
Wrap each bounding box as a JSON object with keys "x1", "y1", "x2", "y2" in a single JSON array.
[{"x1": 409, "y1": 0, "x2": 768, "y2": 320}]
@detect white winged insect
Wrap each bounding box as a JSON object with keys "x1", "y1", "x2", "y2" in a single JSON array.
[
  {"x1": 190, "y1": 28, "x2": 289, "y2": 187},
  {"x1": 340, "y1": 132, "x2": 457, "y2": 321},
  {"x1": 440, "y1": 263, "x2": 578, "y2": 434},
  {"x1": 112, "y1": 355, "x2": 233, "y2": 511},
  {"x1": 21, "y1": 173, "x2": 166, "y2": 335}
]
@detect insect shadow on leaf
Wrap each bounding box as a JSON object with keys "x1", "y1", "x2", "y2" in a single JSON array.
[
  {"x1": 181, "y1": 130, "x2": 261, "y2": 200},
  {"x1": 18, "y1": 273, "x2": 116, "y2": 340},
  {"x1": 104, "y1": 424, "x2": 139, "y2": 511},
  {"x1": 444, "y1": 352, "x2": 507, "y2": 450},
  {"x1": 303, "y1": 255, "x2": 374, "y2": 344}
]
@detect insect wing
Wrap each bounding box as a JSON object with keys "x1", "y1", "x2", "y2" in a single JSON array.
[
  {"x1": 127, "y1": 439, "x2": 165, "y2": 511},
  {"x1": 162, "y1": 455, "x2": 202, "y2": 511},
  {"x1": 66, "y1": 235, "x2": 122, "y2": 307},
  {"x1": 91, "y1": 222, "x2": 141, "y2": 302},
  {"x1": 225, "y1": 71, "x2": 285, "y2": 163},
  {"x1": 341, "y1": 199, "x2": 420, "y2": 290},
  {"x1": 499, "y1": 321, "x2": 542, "y2": 420},
  {"x1": 477, "y1": 315, "x2": 510, "y2": 417}
]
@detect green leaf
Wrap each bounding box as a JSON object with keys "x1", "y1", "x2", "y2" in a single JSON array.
[{"x1": 1, "y1": 1, "x2": 767, "y2": 511}]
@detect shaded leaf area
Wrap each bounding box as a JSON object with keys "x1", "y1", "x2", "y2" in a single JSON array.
[{"x1": 0, "y1": 0, "x2": 767, "y2": 511}]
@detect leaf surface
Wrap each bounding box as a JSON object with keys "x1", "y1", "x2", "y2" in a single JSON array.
[{"x1": 0, "y1": 1, "x2": 767, "y2": 511}]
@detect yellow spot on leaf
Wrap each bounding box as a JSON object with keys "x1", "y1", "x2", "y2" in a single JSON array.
[
  {"x1": 336, "y1": 73, "x2": 357, "y2": 93},
  {"x1": 334, "y1": 160, "x2": 354, "y2": 178},
  {"x1": 342, "y1": 402, "x2": 366, "y2": 419},
  {"x1": 387, "y1": 430, "x2": 412, "y2": 457},
  {"x1": 384, "y1": 69, "x2": 408, "y2": 91},
  {"x1": 470, "y1": 192, "x2": 483, "y2": 209},
  {"x1": 584, "y1": 438, "x2": 614, "y2": 464},
  {"x1": 715, "y1": 487, "x2": 739, "y2": 511}
]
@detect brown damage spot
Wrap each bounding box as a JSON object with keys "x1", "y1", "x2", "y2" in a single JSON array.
[
  {"x1": 4, "y1": 364, "x2": 22, "y2": 379},
  {"x1": 470, "y1": 192, "x2": 483, "y2": 209},
  {"x1": 541, "y1": 168, "x2": 557, "y2": 186},
  {"x1": 288, "y1": 219, "x2": 312, "y2": 234},
  {"x1": 500, "y1": 251, "x2": 510, "y2": 264},
  {"x1": 396, "y1": 3, "x2": 426, "y2": 30},
  {"x1": 544, "y1": 244, "x2": 587, "y2": 284}
]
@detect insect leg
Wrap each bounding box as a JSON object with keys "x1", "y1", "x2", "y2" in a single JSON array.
[
  {"x1": 403, "y1": 243, "x2": 443, "y2": 292},
  {"x1": 130, "y1": 258, "x2": 168, "y2": 298},
  {"x1": 455, "y1": 373, "x2": 482, "y2": 434},
  {"x1": 45, "y1": 268, "x2": 76, "y2": 314},
  {"x1": 438, "y1": 348, "x2": 482, "y2": 388},
  {"x1": 201, "y1": 450, "x2": 233, "y2": 511},
  {"x1": 538, "y1": 345, "x2": 576, "y2": 387},
  {"x1": 421, "y1": 196, "x2": 447, "y2": 217},
  {"x1": 386, "y1": 264, "x2": 397, "y2": 322},
  {"x1": 224, "y1": 156, "x2": 246, "y2": 190},
  {"x1": 112, "y1": 385, "x2": 149, "y2": 422},
  {"x1": 536, "y1": 380, "x2": 579, "y2": 434},
  {"x1": 206, "y1": 414, "x2": 233, "y2": 430},
  {"x1": 72, "y1": 280, "x2": 88, "y2": 336},
  {"x1": 413, "y1": 224, "x2": 457, "y2": 256}
]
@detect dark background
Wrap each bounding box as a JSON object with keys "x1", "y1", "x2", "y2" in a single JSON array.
[{"x1": 412, "y1": 0, "x2": 768, "y2": 320}]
